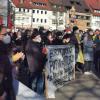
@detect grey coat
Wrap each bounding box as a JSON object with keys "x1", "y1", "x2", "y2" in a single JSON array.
[{"x1": 83, "y1": 35, "x2": 94, "y2": 61}]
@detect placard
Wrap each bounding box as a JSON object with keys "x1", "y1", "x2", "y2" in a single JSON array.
[{"x1": 45, "y1": 45, "x2": 75, "y2": 97}]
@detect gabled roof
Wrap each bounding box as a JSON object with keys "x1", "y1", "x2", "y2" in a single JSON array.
[
  {"x1": 12, "y1": 0, "x2": 90, "y2": 13},
  {"x1": 85, "y1": 0, "x2": 100, "y2": 10},
  {"x1": 84, "y1": 0, "x2": 100, "y2": 16}
]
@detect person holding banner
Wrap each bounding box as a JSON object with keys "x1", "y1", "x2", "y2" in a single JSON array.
[
  {"x1": 63, "y1": 28, "x2": 72, "y2": 44},
  {"x1": 26, "y1": 29, "x2": 45, "y2": 95}
]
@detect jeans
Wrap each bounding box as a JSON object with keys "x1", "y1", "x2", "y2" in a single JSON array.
[{"x1": 29, "y1": 72, "x2": 44, "y2": 95}]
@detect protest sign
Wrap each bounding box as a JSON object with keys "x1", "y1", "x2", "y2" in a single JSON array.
[{"x1": 45, "y1": 45, "x2": 75, "y2": 98}]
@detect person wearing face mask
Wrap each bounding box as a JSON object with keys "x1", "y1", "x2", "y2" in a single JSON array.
[
  {"x1": 0, "y1": 27, "x2": 16, "y2": 100},
  {"x1": 25, "y1": 29, "x2": 45, "y2": 95},
  {"x1": 70, "y1": 26, "x2": 84, "y2": 73}
]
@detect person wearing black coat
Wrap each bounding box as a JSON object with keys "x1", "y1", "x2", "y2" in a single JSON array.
[
  {"x1": 26, "y1": 30, "x2": 45, "y2": 95},
  {"x1": 0, "y1": 27, "x2": 16, "y2": 100}
]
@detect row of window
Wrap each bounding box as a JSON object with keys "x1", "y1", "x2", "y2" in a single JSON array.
[
  {"x1": 94, "y1": 10, "x2": 100, "y2": 13},
  {"x1": 16, "y1": 17, "x2": 29, "y2": 20},
  {"x1": 19, "y1": 8, "x2": 30, "y2": 12},
  {"x1": 32, "y1": 2, "x2": 47, "y2": 6},
  {"x1": 76, "y1": 15, "x2": 90, "y2": 20},
  {"x1": 33, "y1": 10, "x2": 47, "y2": 14},
  {"x1": 33, "y1": 18, "x2": 47, "y2": 23},
  {"x1": 32, "y1": 18, "x2": 64, "y2": 25},
  {"x1": 92, "y1": 22, "x2": 100, "y2": 27},
  {"x1": 53, "y1": 11, "x2": 64, "y2": 16},
  {"x1": 18, "y1": 8, "x2": 48, "y2": 15},
  {"x1": 52, "y1": 19, "x2": 63, "y2": 25},
  {"x1": 93, "y1": 16, "x2": 100, "y2": 20}
]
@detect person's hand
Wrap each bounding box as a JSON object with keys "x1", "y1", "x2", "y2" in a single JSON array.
[
  {"x1": 93, "y1": 44, "x2": 96, "y2": 48},
  {"x1": 66, "y1": 38, "x2": 70, "y2": 43},
  {"x1": 12, "y1": 52, "x2": 25, "y2": 62},
  {"x1": 42, "y1": 47, "x2": 48, "y2": 54},
  {"x1": 63, "y1": 38, "x2": 70, "y2": 43},
  {"x1": 21, "y1": 52, "x2": 25, "y2": 60}
]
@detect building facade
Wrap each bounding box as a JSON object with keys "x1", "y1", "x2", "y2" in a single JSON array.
[
  {"x1": 12, "y1": 0, "x2": 92, "y2": 30},
  {"x1": 12, "y1": 0, "x2": 67, "y2": 30},
  {"x1": 85, "y1": 0, "x2": 100, "y2": 30}
]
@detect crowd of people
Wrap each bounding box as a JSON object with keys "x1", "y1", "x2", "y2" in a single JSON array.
[{"x1": 0, "y1": 24, "x2": 100, "y2": 99}]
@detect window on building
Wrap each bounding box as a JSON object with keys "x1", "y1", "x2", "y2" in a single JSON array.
[
  {"x1": 76, "y1": 1, "x2": 81, "y2": 5},
  {"x1": 70, "y1": 1, "x2": 74, "y2": 4},
  {"x1": 32, "y1": 2, "x2": 46, "y2": 6},
  {"x1": 86, "y1": 16, "x2": 90, "y2": 20},
  {"x1": 44, "y1": 19, "x2": 47, "y2": 23},
  {"x1": 85, "y1": 9, "x2": 89, "y2": 13},
  {"x1": 87, "y1": 22, "x2": 90, "y2": 27},
  {"x1": 33, "y1": 18, "x2": 35, "y2": 22},
  {"x1": 52, "y1": 19, "x2": 56, "y2": 24},
  {"x1": 33, "y1": 10, "x2": 35, "y2": 13},
  {"x1": 59, "y1": 12, "x2": 64, "y2": 16},
  {"x1": 23, "y1": 9, "x2": 25, "y2": 12},
  {"x1": 81, "y1": 16, "x2": 84, "y2": 19},
  {"x1": 27, "y1": 9, "x2": 29, "y2": 12},
  {"x1": 37, "y1": 10, "x2": 39, "y2": 13},
  {"x1": 45, "y1": 11, "x2": 47, "y2": 14},
  {"x1": 41, "y1": 11, "x2": 43, "y2": 14},
  {"x1": 19, "y1": 8, "x2": 21, "y2": 12},
  {"x1": 41, "y1": 19, "x2": 43, "y2": 23},
  {"x1": 53, "y1": 11, "x2": 57, "y2": 16},
  {"x1": 59, "y1": 20, "x2": 63, "y2": 25},
  {"x1": 37, "y1": 18, "x2": 39, "y2": 22}
]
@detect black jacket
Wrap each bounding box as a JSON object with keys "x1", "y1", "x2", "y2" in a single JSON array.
[{"x1": 26, "y1": 39, "x2": 44, "y2": 76}]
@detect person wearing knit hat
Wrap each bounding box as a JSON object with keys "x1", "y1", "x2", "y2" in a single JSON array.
[
  {"x1": 72, "y1": 26, "x2": 79, "y2": 34},
  {"x1": 26, "y1": 28, "x2": 44, "y2": 94}
]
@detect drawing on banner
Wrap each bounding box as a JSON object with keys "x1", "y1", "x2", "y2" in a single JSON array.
[{"x1": 46, "y1": 45, "x2": 75, "y2": 88}]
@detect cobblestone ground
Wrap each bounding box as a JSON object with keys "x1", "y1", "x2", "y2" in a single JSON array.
[
  {"x1": 16, "y1": 71, "x2": 100, "y2": 100},
  {"x1": 47, "y1": 72, "x2": 100, "y2": 100}
]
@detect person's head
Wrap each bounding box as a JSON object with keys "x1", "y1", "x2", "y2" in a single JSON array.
[
  {"x1": 46, "y1": 31, "x2": 54, "y2": 42},
  {"x1": 73, "y1": 26, "x2": 79, "y2": 34},
  {"x1": 31, "y1": 29, "x2": 42, "y2": 43},
  {"x1": 88, "y1": 29, "x2": 94, "y2": 36},
  {"x1": 95, "y1": 29, "x2": 100, "y2": 35},
  {"x1": 96, "y1": 34, "x2": 100, "y2": 40},
  {"x1": 0, "y1": 27, "x2": 11, "y2": 44},
  {"x1": 0, "y1": 27, "x2": 7, "y2": 40}
]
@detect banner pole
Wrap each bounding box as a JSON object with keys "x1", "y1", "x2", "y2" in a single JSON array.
[{"x1": 44, "y1": 68, "x2": 48, "y2": 98}]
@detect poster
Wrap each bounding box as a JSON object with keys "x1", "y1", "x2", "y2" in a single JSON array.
[{"x1": 46, "y1": 45, "x2": 75, "y2": 88}]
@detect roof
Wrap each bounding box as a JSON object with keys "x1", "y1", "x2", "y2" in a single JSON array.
[
  {"x1": 49, "y1": 0, "x2": 90, "y2": 13},
  {"x1": 85, "y1": 0, "x2": 100, "y2": 10},
  {"x1": 12, "y1": 0, "x2": 51, "y2": 10},
  {"x1": 85, "y1": 0, "x2": 100, "y2": 16},
  {"x1": 12, "y1": 0, "x2": 90, "y2": 13}
]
